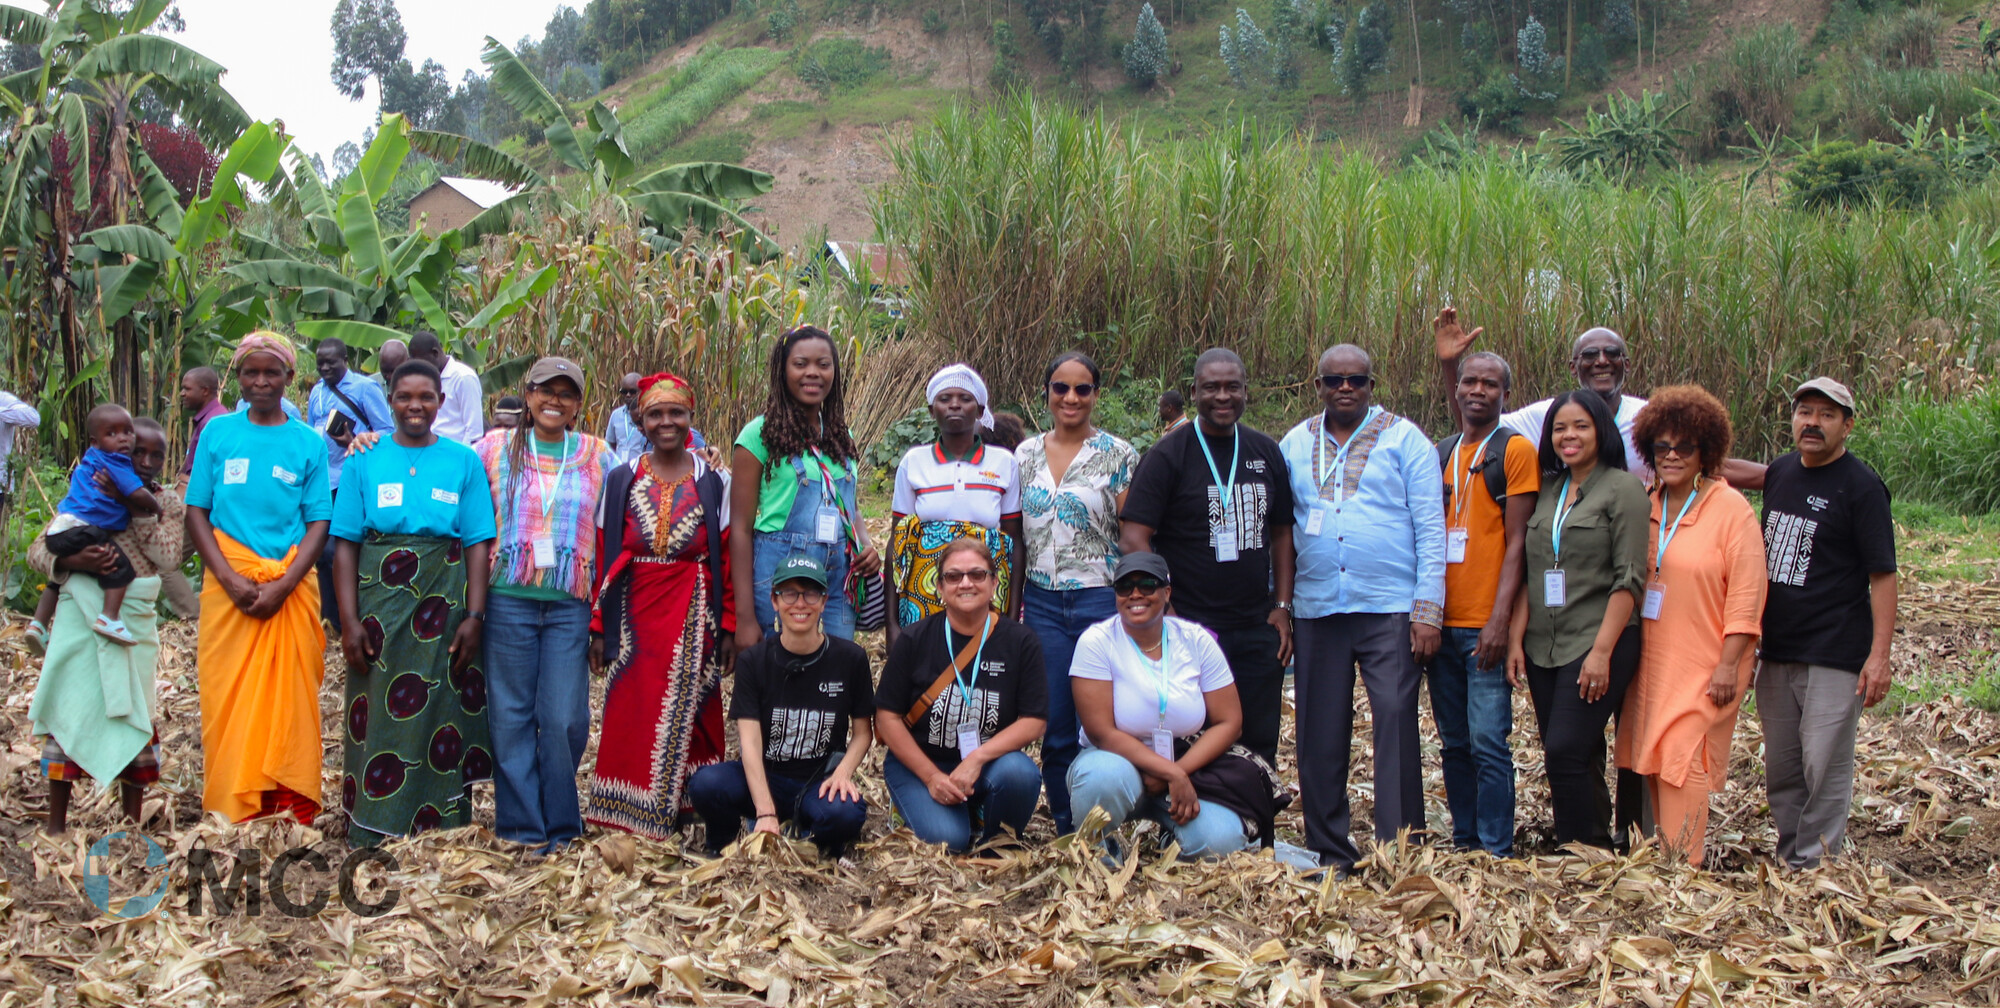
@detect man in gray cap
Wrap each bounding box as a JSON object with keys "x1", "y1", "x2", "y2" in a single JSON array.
[{"x1": 1756, "y1": 376, "x2": 1897, "y2": 869}]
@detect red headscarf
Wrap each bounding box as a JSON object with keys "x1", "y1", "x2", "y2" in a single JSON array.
[{"x1": 636, "y1": 371, "x2": 692, "y2": 411}]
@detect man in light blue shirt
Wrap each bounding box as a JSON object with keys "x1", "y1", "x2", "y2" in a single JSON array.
[
  {"x1": 1280, "y1": 343, "x2": 1446, "y2": 875},
  {"x1": 307, "y1": 337, "x2": 392, "y2": 630},
  {"x1": 603, "y1": 372, "x2": 646, "y2": 463}
]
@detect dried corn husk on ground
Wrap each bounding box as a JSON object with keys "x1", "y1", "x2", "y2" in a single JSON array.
[{"x1": 2, "y1": 547, "x2": 1996, "y2": 1006}]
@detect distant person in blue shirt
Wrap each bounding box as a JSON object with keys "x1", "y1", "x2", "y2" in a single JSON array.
[
  {"x1": 307, "y1": 337, "x2": 393, "y2": 631},
  {"x1": 28, "y1": 404, "x2": 161, "y2": 648},
  {"x1": 1280, "y1": 343, "x2": 1447, "y2": 875}
]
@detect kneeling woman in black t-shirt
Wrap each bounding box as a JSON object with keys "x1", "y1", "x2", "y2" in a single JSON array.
[
  {"x1": 874, "y1": 537, "x2": 1047, "y2": 852},
  {"x1": 687, "y1": 554, "x2": 874, "y2": 858}
]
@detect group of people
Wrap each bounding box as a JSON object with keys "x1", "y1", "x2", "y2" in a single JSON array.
[{"x1": 18, "y1": 310, "x2": 1895, "y2": 875}]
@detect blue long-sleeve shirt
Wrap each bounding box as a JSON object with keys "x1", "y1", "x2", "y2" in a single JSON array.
[
  {"x1": 1279, "y1": 406, "x2": 1447, "y2": 626},
  {"x1": 307, "y1": 369, "x2": 393, "y2": 488}
]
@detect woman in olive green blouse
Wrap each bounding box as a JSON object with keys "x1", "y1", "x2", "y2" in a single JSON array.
[{"x1": 1507, "y1": 389, "x2": 1650, "y2": 850}]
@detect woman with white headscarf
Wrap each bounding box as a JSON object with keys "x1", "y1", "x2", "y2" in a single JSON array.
[{"x1": 889, "y1": 364, "x2": 1024, "y2": 628}]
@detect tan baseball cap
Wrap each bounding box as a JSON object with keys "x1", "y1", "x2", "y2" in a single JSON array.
[
  {"x1": 1792, "y1": 376, "x2": 1855, "y2": 413},
  {"x1": 525, "y1": 356, "x2": 583, "y2": 389}
]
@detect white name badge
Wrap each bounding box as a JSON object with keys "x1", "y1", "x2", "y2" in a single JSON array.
[
  {"x1": 1642, "y1": 583, "x2": 1666, "y2": 620},
  {"x1": 431, "y1": 488, "x2": 459, "y2": 506},
  {"x1": 531, "y1": 536, "x2": 558, "y2": 569},
  {"x1": 1303, "y1": 507, "x2": 1326, "y2": 537},
  {"x1": 815, "y1": 506, "x2": 841, "y2": 544},
  {"x1": 223, "y1": 458, "x2": 249, "y2": 485},
  {"x1": 1543, "y1": 569, "x2": 1567, "y2": 608},
  {"x1": 377, "y1": 483, "x2": 404, "y2": 508},
  {"x1": 1216, "y1": 522, "x2": 1240, "y2": 563},
  {"x1": 271, "y1": 465, "x2": 298, "y2": 486},
  {"x1": 1447, "y1": 527, "x2": 1469, "y2": 564},
  {"x1": 957, "y1": 726, "x2": 981, "y2": 760},
  {"x1": 1151, "y1": 728, "x2": 1175, "y2": 760}
]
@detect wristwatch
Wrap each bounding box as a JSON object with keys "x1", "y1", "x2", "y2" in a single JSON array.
[
  {"x1": 1273, "y1": 600, "x2": 1292, "y2": 612},
  {"x1": 466, "y1": 611, "x2": 486, "y2": 621}
]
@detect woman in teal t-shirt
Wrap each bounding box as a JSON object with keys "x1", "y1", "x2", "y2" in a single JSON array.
[
  {"x1": 728, "y1": 325, "x2": 880, "y2": 648},
  {"x1": 331, "y1": 360, "x2": 498, "y2": 846}
]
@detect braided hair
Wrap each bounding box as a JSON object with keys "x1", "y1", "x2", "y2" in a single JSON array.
[{"x1": 759, "y1": 325, "x2": 858, "y2": 463}]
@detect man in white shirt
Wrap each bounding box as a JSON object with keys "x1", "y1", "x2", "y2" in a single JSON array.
[
  {"x1": 0, "y1": 388, "x2": 42, "y2": 518},
  {"x1": 409, "y1": 330, "x2": 485, "y2": 443}
]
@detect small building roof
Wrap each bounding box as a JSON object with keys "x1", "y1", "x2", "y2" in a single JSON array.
[{"x1": 407, "y1": 176, "x2": 523, "y2": 210}]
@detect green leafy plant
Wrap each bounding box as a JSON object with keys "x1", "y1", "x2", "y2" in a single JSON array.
[
  {"x1": 1785, "y1": 138, "x2": 1939, "y2": 209},
  {"x1": 797, "y1": 38, "x2": 892, "y2": 99},
  {"x1": 1553, "y1": 91, "x2": 1691, "y2": 179}
]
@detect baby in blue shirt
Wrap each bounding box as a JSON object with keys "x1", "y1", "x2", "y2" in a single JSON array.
[{"x1": 29, "y1": 404, "x2": 160, "y2": 648}]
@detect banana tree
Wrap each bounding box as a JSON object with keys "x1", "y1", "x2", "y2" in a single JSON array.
[{"x1": 408, "y1": 37, "x2": 781, "y2": 261}]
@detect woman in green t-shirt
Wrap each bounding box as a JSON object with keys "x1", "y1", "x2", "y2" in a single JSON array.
[{"x1": 729, "y1": 325, "x2": 880, "y2": 648}]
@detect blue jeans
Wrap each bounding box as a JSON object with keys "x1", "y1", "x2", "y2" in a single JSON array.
[
  {"x1": 686, "y1": 761, "x2": 867, "y2": 856},
  {"x1": 1066, "y1": 748, "x2": 1252, "y2": 860},
  {"x1": 882, "y1": 750, "x2": 1041, "y2": 853},
  {"x1": 484, "y1": 592, "x2": 593, "y2": 854},
  {"x1": 1426, "y1": 625, "x2": 1516, "y2": 855},
  {"x1": 751, "y1": 456, "x2": 859, "y2": 638},
  {"x1": 1022, "y1": 581, "x2": 1118, "y2": 834}
]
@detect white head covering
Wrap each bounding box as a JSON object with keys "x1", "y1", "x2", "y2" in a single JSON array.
[{"x1": 925, "y1": 363, "x2": 994, "y2": 430}]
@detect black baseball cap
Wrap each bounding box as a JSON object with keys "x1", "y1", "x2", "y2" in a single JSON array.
[{"x1": 1112, "y1": 552, "x2": 1172, "y2": 585}]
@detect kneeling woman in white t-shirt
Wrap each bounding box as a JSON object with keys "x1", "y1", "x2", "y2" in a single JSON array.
[{"x1": 1067, "y1": 552, "x2": 1260, "y2": 860}]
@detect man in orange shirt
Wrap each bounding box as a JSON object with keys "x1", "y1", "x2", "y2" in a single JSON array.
[{"x1": 1430, "y1": 351, "x2": 1540, "y2": 856}]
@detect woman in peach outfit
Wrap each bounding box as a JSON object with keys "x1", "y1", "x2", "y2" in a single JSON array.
[{"x1": 1615, "y1": 386, "x2": 1767, "y2": 867}]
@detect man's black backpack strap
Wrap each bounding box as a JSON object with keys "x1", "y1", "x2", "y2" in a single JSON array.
[{"x1": 1437, "y1": 426, "x2": 1521, "y2": 507}]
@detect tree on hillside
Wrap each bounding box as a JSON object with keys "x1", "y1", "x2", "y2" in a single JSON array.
[
  {"x1": 1220, "y1": 8, "x2": 1271, "y2": 88},
  {"x1": 329, "y1": 0, "x2": 407, "y2": 101},
  {"x1": 1123, "y1": 3, "x2": 1168, "y2": 87}
]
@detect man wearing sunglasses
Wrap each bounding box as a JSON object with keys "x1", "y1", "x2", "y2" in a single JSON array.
[
  {"x1": 1120, "y1": 348, "x2": 1296, "y2": 766},
  {"x1": 1279, "y1": 344, "x2": 1446, "y2": 875},
  {"x1": 603, "y1": 373, "x2": 647, "y2": 464}
]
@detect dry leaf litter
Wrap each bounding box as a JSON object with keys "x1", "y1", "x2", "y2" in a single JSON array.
[{"x1": 0, "y1": 545, "x2": 1996, "y2": 1006}]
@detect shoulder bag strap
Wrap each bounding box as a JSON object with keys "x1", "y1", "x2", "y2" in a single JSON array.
[{"x1": 904, "y1": 628, "x2": 983, "y2": 728}]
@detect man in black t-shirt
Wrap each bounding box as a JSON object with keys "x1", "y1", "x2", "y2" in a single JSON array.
[
  {"x1": 687, "y1": 555, "x2": 875, "y2": 857},
  {"x1": 1120, "y1": 348, "x2": 1296, "y2": 763},
  {"x1": 1756, "y1": 377, "x2": 1897, "y2": 869}
]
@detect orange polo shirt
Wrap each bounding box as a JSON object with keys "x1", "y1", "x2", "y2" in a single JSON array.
[{"x1": 1442, "y1": 433, "x2": 1541, "y2": 628}]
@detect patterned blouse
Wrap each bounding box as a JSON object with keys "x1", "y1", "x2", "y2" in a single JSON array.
[{"x1": 1017, "y1": 429, "x2": 1138, "y2": 591}]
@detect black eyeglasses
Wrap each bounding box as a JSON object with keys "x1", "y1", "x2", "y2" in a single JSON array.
[
  {"x1": 1049, "y1": 381, "x2": 1097, "y2": 397},
  {"x1": 942, "y1": 569, "x2": 993, "y2": 585},
  {"x1": 1114, "y1": 578, "x2": 1166, "y2": 597},
  {"x1": 618, "y1": 388, "x2": 639, "y2": 397},
  {"x1": 1652, "y1": 441, "x2": 1698, "y2": 459},
  {"x1": 1315, "y1": 373, "x2": 1373, "y2": 390},
  {"x1": 774, "y1": 587, "x2": 827, "y2": 604},
  {"x1": 1575, "y1": 347, "x2": 1627, "y2": 363}
]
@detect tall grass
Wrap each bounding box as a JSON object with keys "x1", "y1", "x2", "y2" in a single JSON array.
[
  {"x1": 1853, "y1": 388, "x2": 2000, "y2": 515},
  {"x1": 623, "y1": 47, "x2": 786, "y2": 164},
  {"x1": 874, "y1": 94, "x2": 2000, "y2": 455}
]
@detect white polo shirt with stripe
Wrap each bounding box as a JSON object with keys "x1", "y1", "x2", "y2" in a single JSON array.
[{"x1": 891, "y1": 441, "x2": 1023, "y2": 527}]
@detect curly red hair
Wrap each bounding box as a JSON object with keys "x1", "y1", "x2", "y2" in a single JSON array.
[{"x1": 1633, "y1": 384, "x2": 1733, "y2": 477}]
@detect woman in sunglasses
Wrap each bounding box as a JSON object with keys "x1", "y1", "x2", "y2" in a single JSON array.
[
  {"x1": 1066, "y1": 553, "x2": 1267, "y2": 861},
  {"x1": 873, "y1": 537, "x2": 1046, "y2": 852},
  {"x1": 1614, "y1": 387, "x2": 1766, "y2": 866},
  {"x1": 1015, "y1": 352, "x2": 1139, "y2": 834}
]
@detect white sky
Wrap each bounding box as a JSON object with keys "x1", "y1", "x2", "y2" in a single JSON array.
[{"x1": 173, "y1": 0, "x2": 567, "y2": 162}]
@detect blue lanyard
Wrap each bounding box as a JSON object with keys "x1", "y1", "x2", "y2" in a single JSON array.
[
  {"x1": 1550, "y1": 475, "x2": 1577, "y2": 567},
  {"x1": 1450, "y1": 428, "x2": 1497, "y2": 523},
  {"x1": 1655, "y1": 479, "x2": 1700, "y2": 576},
  {"x1": 1195, "y1": 425, "x2": 1240, "y2": 516},
  {"x1": 945, "y1": 614, "x2": 994, "y2": 721},
  {"x1": 1123, "y1": 623, "x2": 1173, "y2": 727},
  {"x1": 1315, "y1": 416, "x2": 1358, "y2": 500}
]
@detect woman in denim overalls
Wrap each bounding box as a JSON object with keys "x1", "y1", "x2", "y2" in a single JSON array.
[{"x1": 729, "y1": 326, "x2": 880, "y2": 649}]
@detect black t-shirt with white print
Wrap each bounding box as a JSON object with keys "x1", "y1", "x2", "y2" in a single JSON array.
[
  {"x1": 1759, "y1": 451, "x2": 1897, "y2": 672},
  {"x1": 728, "y1": 634, "x2": 875, "y2": 781},
  {"x1": 1120, "y1": 420, "x2": 1295, "y2": 630},
  {"x1": 874, "y1": 611, "x2": 1047, "y2": 769}
]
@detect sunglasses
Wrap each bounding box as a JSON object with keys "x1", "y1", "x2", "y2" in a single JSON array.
[
  {"x1": 1114, "y1": 578, "x2": 1166, "y2": 597},
  {"x1": 1575, "y1": 347, "x2": 1627, "y2": 363},
  {"x1": 1315, "y1": 373, "x2": 1373, "y2": 390},
  {"x1": 1652, "y1": 441, "x2": 1699, "y2": 459},
  {"x1": 774, "y1": 587, "x2": 827, "y2": 604},
  {"x1": 1049, "y1": 381, "x2": 1097, "y2": 397},
  {"x1": 942, "y1": 568, "x2": 993, "y2": 585},
  {"x1": 618, "y1": 388, "x2": 639, "y2": 397}
]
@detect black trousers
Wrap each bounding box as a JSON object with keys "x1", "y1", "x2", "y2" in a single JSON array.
[
  {"x1": 47, "y1": 522, "x2": 137, "y2": 590},
  {"x1": 1525, "y1": 624, "x2": 1641, "y2": 850},
  {"x1": 1214, "y1": 621, "x2": 1284, "y2": 765}
]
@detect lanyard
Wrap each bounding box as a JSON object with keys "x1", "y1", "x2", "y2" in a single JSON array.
[
  {"x1": 532, "y1": 432, "x2": 574, "y2": 521},
  {"x1": 808, "y1": 449, "x2": 849, "y2": 532},
  {"x1": 944, "y1": 613, "x2": 995, "y2": 718},
  {"x1": 1123, "y1": 623, "x2": 1173, "y2": 727},
  {"x1": 1450, "y1": 428, "x2": 1498, "y2": 524},
  {"x1": 1315, "y1": 418, "x2": 1358, "y2": 500},
  {"x1": 1195, "y1": 424, "x2": 1240, "y2": 516},
  {"x1": 1549, "y1": 475, "x2": 1577, "y2": 567},
  {"x1": 1655, "y1": 478, "x2": 1700, "y2": 576}
]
